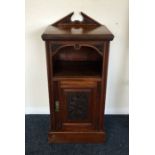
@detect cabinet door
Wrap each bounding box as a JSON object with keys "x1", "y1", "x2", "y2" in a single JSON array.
[{"x1": 58, "y1": 80, "x2": 99, "y2": 132}]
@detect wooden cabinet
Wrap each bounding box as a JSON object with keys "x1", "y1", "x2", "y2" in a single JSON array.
[{"x1": 42, "y1": 12, "x2": 114, "y2": 143}]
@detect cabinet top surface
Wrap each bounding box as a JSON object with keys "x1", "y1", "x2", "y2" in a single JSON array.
[{"x1": 42, "y1": 12, "x2": 114, "y2": 41}]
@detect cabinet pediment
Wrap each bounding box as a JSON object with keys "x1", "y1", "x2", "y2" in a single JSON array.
[{"x1": 42, "y1": 12, "x2": 114, "y2": 41}]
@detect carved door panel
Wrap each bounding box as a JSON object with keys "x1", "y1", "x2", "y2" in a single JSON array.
[{"x1": 58, "y1": 80, "x2": 99, "y2": 132}]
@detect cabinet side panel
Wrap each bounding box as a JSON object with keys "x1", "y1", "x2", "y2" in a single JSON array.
[
  {"x1": 45, "y1": 41, "x2": 56, "y2": 130},
  {"x1": 99, "y1": 41, "x2": 110, "y2": 130}
]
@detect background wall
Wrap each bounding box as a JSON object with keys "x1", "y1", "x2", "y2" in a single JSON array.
[{"x1": 25, "y1": 0, "x2": 129, "y2": 114}]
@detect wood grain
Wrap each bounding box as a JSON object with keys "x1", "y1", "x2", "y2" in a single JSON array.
[{"x1": 42, "y1": 12, "x2": 114, "y2": 143}]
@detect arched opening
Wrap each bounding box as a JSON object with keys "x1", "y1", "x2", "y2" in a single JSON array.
[{"x1": 53, "y1": 46, "x2": 103, "y2": 77}]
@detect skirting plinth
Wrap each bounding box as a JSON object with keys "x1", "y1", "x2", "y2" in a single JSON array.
[{"x1": 48, "y1": 131, "x2": 106, "y2": 143}]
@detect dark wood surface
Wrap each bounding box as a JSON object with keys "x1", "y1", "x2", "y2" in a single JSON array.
[
  {"x1": 48, "y1": 131, "x2": 106, "y2": 143},
  {"x1": 42, "y1": 25, "x2": 114, "y2": 41},
  {"x1": 42, "y1": 12, "x2": 114, "y2": 41},
  {"x1": 42, "y1": 12, "x2": 114, "y2": 143}
]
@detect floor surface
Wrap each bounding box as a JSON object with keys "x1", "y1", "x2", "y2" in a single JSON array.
[{"x1": 25, "y1": 115, "x2": 129, "y2": 155}]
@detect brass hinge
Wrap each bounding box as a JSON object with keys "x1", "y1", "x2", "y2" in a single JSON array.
[{"x1": 55, "y1": 101, "x2": 59, "y2": 112}]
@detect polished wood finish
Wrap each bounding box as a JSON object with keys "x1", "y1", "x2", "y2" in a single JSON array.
[
  {"x1": 42, "y1": 12, "x2": 114, "y2": 41},
  {"x1": 48, "y1": 132, "x2": 106, "y2": 143},
  {"x1": 42, "y1": 12, "x2": 114, "y2": 143}
]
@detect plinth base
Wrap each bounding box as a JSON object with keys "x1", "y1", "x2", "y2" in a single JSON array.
[{"x1": 48, "y1": 131, "x2": 106, "y2": 143}]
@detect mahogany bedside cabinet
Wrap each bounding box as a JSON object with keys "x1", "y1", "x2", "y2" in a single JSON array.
[{"x1": 41, "y1": 12, "x2": 114, "y2": 143}]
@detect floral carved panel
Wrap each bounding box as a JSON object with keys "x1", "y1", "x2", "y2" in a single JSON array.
[{"x1": 66, "y1": 92, "x2": 89, "y2": 120}]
